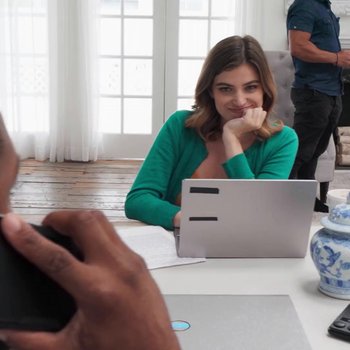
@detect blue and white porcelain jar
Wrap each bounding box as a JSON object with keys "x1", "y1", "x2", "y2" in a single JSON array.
[{"x1": 310, "y1": 192, "x2": 350, "y2": 299}]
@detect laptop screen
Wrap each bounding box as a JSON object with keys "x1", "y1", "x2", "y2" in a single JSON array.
[{"x1": 178, "y1": 179, "x2": 317, "y2": 258}]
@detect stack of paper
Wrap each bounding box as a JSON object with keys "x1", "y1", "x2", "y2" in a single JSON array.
[{"x1": 116, "y1": 225, "x2": 205, "y2": 270}]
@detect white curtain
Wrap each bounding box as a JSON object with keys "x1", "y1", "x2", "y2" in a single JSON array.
[
  {"x1": 236, "y1": 0, "x2": 262, "y2": 41},
  {"x1": 0, "y1": 0, "x2": 259, "y2": 162},
  {"x1": 0, "y1": 0, "x2": 100, "y2": 162}
]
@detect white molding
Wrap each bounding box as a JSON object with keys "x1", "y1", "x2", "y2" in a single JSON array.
[
  {"x1": 285, "y1": 0, "x2": 350, "y2": 16},
  {"x1": 340, "y1": 37, "x2": 350, "y2": 49}
]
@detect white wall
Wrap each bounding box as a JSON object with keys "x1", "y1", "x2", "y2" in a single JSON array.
[{"x1": 248, "y1": 0, "x2": 350, "y2": 51}]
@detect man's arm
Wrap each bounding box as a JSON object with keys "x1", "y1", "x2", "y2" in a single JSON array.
[
  {"x1": 288, "y1": 30, "x2": 337, "y2": 64},
  {"x1": 289, "y1": 30, "x2": 350, "y2": 67}
]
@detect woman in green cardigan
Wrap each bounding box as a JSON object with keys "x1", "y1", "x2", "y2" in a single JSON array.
[{"x1": 125, "y1": 35, "x2": 298, "y2": 230}]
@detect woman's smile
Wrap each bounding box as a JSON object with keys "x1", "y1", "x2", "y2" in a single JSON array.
[{"x1": 227, "y1": 105, "x2": 255, "y2": 118}]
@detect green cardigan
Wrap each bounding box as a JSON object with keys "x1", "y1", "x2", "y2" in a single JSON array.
[{"x1": 125, "y1": 110, "x2": 298, "y2": 230}]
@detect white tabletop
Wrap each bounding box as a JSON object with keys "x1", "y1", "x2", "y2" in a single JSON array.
[{"x1": 148, "y1": 225, "x2": 350, "y2": 350}]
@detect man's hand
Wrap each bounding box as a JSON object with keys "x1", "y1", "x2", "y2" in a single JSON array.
[
  {"x1": 0, "y1": 211, "x2": 180, "y2": 350},
  {"x1": 337, "y1": 50, "x2": 350, "y2": 68},
  {"x1": 0, "y1": 114, "x2": 18, "y2": 213}
]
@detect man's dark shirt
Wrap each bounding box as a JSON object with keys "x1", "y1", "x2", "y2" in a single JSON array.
[{"x1": 287, "y1": 0, "x2": 342, "y2": 96}]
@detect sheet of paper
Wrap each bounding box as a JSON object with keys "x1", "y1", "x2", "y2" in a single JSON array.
[{"x1": 116, "y1": 225, "x2": 205, "y2": 270}]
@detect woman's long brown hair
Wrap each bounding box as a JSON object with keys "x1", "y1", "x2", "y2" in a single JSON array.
[{"x1": 186, "y1": 35, "x2": 283, "y2": 141}]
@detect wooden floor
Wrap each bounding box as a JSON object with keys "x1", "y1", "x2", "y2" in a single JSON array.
[
  {"x1": 11, "y1": 159, "x2": 142, "y2": 225},
  {"x1": 11, "y1": 159, "x2": 350, "y2": 226}
]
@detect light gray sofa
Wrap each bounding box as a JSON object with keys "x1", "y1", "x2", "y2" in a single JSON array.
[{"x1": 265, "y1": 50, "x2": 336, "y2": 203}]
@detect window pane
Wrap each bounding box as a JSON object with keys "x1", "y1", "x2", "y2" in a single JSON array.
[
  {"x1": 124, "y1": 59, "x2": 152, "y2": 95},
  {"x1": 178, "y1": 98, "x2": 194, "y2": 111},
  {"x1": 18, "y1": 16, "x2": 48, "y2": 54},
  {"x1": 210, "y1": 20, "x2": 236, "y2": 48},
  {"x1": 124, "y1": 0, "x2": 153, "y2": 16},
  {"x1": 180, "y1": 0, "x2": 208, "y2": 17},
  {"x1": 179, "y1": 19, "x2": 208, "y2": 57},
  {"x1": 211, "y1": 0, "x2": 236, "y2": 17},
  {"x1": 99, "y1": 58, "x2": 121, "y2": 95},
  {"x1": 19, "y1": 96, "x2": 48, "y2": 132},
  {"x1": 13, "y1": 0, "x2": 46, "y2": 15},
  {"x1": 123, "y1": 98, "x2": 152, "y2": 134},
  {"x1": 3, "y1": 58, "x2": 11, "y2": 94},
  {"x1": 19, "y1": 57, "x2": 48, "y2": 94},
  {"x1": 99, "y1": 97, "x2": 121, "y2": 133},
  {"x1": 100, "y1": 0, "x2": 121, "y2": 15},
  {"x1": 3, "y1": 98, "x2": 15, "y2": 131},
  {"x1": 124, "y1": 19, "x2": 153, "y2": 56},
  {"x1": 178, "y1": 59, "x2": 203, "y2": 96},
  {"x1": 100, "y1": 18, "x2": 121, "y2": 55}
]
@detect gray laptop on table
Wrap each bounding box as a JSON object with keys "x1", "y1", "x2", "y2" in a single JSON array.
[
  {"x1": 165, "y1": 294, "x2": 312, "y2": 350},
  {"x1": 177, "y1": 179, "x2": 317, "y2": 258}
]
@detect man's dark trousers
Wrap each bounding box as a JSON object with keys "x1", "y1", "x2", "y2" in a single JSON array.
[{"x1": 289, "y1": 87, "x2": 342, "y2": 180}]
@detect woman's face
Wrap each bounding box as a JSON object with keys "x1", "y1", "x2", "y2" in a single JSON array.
[{"x1": 211, "y1": 63, "x2": 264, "y2": 123}]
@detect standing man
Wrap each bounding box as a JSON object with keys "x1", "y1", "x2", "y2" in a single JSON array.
[{"x1": 287, "y1": 0, "x2": 350, "y2": 212}]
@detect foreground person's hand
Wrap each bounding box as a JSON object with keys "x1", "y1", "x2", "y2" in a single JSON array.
[
  {"x1": 0, "y1": 211, "x2": 180, "y2": 350},
  {"x1": 0, "y1": 114, "x2": 18, "y2": 213}
]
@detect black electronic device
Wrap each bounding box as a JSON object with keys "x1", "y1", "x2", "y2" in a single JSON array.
[
  {"x1": 328, "y1": 304, "x2": 350, "y2": 341},
  {"x1": 0, "y1": 217, "x2": 81, "y2": 332}
]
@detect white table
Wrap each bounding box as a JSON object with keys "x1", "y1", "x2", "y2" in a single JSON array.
[{"x1": 148, "y1": 225, "x2": 349, "y2": 350}]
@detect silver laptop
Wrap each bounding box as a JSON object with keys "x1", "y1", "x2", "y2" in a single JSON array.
[
  {"x1": 177, "y1": 179, "x2": 317, "y2": 258},
  {"x1": 165, "y1": 294, "x2": 312, "y2": 350}
]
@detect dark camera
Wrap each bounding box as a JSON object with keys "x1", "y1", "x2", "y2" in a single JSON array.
[{"x1": 0, "y1": 219, "x2": 81, "y2": 332}]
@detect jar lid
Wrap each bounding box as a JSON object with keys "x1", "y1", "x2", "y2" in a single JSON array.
[{"x1": 322, "y1": 192, "x2": 350, "y2": 233}]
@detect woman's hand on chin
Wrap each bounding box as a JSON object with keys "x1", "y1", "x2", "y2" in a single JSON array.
[
  {"x1": 222, "y1": 107, "x2": 266, "y2": 158},
  {"x1": 223, "y1": 107, "x2": 266, "y2": 138}
]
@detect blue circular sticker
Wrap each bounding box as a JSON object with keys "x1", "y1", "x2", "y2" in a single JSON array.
[{"x1": 171, "y1": 320, "x2": 191, "y2": 332}]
